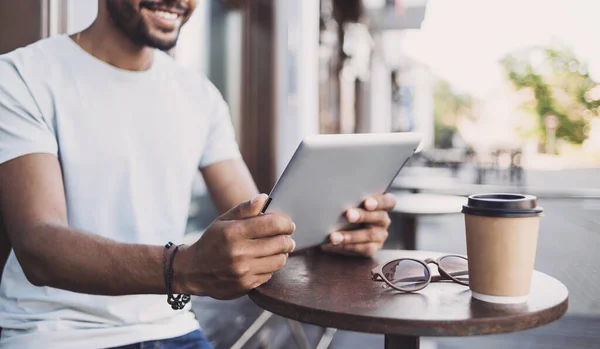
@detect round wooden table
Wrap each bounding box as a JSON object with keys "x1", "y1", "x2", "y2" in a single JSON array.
[{"x1": 249, "y1": 249, "x2": 569, "y2": 349}]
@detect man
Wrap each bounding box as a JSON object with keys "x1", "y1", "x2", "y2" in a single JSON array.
[{"x1": 0, "y1": 0, "x2": 395, "y2": 348}]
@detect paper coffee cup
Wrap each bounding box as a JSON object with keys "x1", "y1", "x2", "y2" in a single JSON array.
[{"x1": 462, "y1": 194, "x2": 543, "y2": 304}]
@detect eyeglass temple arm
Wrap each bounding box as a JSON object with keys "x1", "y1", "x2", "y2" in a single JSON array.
[
  {"x1": 388, "y1": 270, "x2": 468, "y2": 283},
  {"x1": 372, "y1": 274, "x2": 429, "y2": 283},
  {"x1": 371, "y1": 272, "x2": 384, "y2": 281},
  {"x1": 433, "y1": 270, "x2": 468, "y2": 281}
]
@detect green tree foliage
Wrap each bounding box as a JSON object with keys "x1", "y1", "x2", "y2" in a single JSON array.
[
  {"x1": 501, "y1": 47, "x2": 600, "y2": 145},
  {"x1": 433, "y1": 79, "x2": 473, "y2": 148}
]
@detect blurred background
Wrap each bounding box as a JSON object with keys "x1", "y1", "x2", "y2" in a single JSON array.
[{"x1": 1, "y1": 0, "x2": 599, "y2": 348}]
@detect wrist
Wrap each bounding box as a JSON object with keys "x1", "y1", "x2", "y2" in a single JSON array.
[{"x1": 171, "y1": 244, "x2": 200, "y2": 296}]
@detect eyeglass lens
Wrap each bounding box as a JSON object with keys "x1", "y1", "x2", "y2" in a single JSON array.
[
  {"x1": 382, "y1": 259, "x2": 430, "y2": 291},
  {"x1": 439, "y1": 256, "x2": 469, "y2": 284}
]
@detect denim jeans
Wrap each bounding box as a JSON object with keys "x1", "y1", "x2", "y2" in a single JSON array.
[{"x1": 110, "y1": 330, "x2": 214, "y2": 349}]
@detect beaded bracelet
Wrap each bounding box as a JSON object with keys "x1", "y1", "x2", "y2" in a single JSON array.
[{"x1": 163, "y1": 242, "x2": 191, "y2": 310}]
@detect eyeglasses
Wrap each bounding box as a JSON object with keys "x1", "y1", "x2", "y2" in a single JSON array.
[{"x1": 371, "y1": 255, "x2": 469, "y2": 292}]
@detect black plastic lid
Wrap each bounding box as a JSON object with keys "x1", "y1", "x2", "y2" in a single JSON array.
[{"x1": 462, "y1": 193, "x2": 543, "y2": 218}]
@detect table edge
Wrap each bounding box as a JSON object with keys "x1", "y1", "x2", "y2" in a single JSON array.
[{"x1": 248, "y1": 291, "x2": 568, "y2": 337}]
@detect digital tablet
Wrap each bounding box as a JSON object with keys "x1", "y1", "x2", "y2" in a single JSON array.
[{"x1": 261, "y1": 132, "x2": 421, "y2": 250}]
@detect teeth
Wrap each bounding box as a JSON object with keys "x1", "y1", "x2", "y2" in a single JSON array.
[{"x1": 153, "y1": 10, "x2": 178, "y2": 20}]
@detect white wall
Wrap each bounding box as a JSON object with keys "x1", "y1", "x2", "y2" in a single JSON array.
[
  {"x1": 276, "y1": 0, "x2": 320, "y2": 175},
  {"x1": 412, "y1": 65, "x2": 434, "y2": 148},
  {"x1": 224, "y1": 11, "x2": 242, "y2": 141},
  {"x1": 368, "y1": 33, "x2": 393, "y2": 133}
]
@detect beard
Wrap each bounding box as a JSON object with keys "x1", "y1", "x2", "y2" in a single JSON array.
[{"x1": 105, "y1": 0, "x2": 191, "y2": 51}]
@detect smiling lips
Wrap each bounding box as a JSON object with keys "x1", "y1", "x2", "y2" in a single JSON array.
[
  {"x1": 153, "y1": 10, "x2": 179, "y2": 21},
  {"x1": 142, "y1": 6, "x2": 185, "y2": 29},
  {"x1": 140, "y1": 1, "x2": 187, "y2": 28}
]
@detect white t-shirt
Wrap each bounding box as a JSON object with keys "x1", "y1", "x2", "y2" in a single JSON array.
[{"x1": 0, "y1": 35, "x2": 241, "y2": 349}]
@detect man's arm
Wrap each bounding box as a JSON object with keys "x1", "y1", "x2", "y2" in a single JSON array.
[
  {"x1": 0, "y1": 154, "x2": 295, "y2": 299},
  {"x1": 201, "y1": 158, "x2": 260, "y2": 214},
  {"x1": 0, "y1": 154, "x2": 169, "y2": 295}
]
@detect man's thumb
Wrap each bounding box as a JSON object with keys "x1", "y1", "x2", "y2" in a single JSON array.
[{"x1": 220, "y1": 194, "x2": 269, "y2": 221}]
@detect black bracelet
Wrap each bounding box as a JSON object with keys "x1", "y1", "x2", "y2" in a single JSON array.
[
  {"x1": 163, "y1": 242, "x2": 191, "y2": 310},
  {"x1": 163, "y1": 242, "x2": 174, "y2": 291}
]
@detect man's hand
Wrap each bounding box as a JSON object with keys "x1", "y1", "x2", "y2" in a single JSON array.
[
  {"x1": 175, "y1": 194, "x2": 296, "y2": 300},
  {"x1": 321, "y1": 193, "x2": 396, "y2": 258}
]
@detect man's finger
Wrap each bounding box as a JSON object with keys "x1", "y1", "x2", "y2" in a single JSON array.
[
  {"x1": 249, "y1": 234, "x2": 296, "y2": 257},
  {"x1": 249, "y1": 273, "x2": 274, "y2": 290},
  {"x1": 322, "y1": 242, "x2": 381, "y2": 257},
  {"x1": 363, "y1": 193, "x2": 397, "y2": 212},
  {"x1": 345, "y1": 208, "x2": 390, "y2": 226},
  {"x1": 251, "y1": 253, "x2": 289, "y2": 274},
  {"x1": 329, "y1": 228, "x2": 388, "y2": 245},
  {"x1": 238, "y1": 214, "x2": 295, "y2": 239},
  {"x1": 220, "y1": 194, "x2": 269, "y2": 221}
]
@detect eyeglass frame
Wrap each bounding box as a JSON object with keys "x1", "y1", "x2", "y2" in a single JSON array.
[{"x1": 371, "y1": 255, "x2": 469, "y2": 293}]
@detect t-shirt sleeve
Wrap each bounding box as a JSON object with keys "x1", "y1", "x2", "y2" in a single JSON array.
[
  {"x1": 198, "y1": 81, "x2": 242, "y2": 169},
  {"x1": 0, "y1": 58, "x2": 58, "y2": 166}
]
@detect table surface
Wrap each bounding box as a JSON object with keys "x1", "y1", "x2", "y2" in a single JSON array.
[
  {"x1": 392, "y1": 193, "x2": 467, "y2": 216},
  {"x1": 249, "y1": 249, "x2": 568, "y2": 337}
]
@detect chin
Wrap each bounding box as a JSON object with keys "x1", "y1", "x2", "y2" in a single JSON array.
[
  {"x1": 149, "y1": 39, "x2": 178, "y2": 51},
  {"x1": 144, "y1": 31, "x2": 180, "y2": 51}
]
